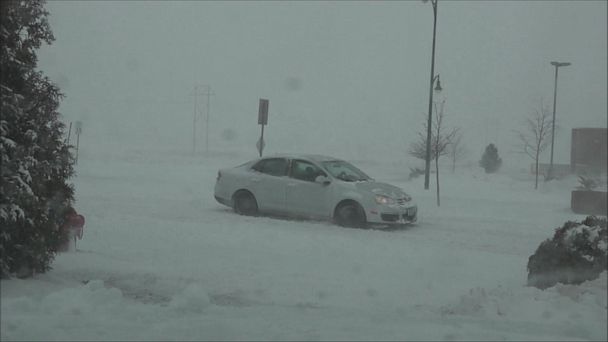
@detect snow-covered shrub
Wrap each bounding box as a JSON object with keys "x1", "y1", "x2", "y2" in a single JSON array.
[
  {"x1": 479, "y1": 143, "x2": 502, "y2": 173},
  {"x1": 527, "y1": 216, "x2": 608, "y2": 289},
  {"x1": 408, "y1": 167, "x2": 424, "y2": 180},
  {"x1": 577, "y1": 176, "x2": 599, "y2": 191}
]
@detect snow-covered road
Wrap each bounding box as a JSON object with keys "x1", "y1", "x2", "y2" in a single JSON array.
[{"x1": 2, "y1": 144, "x2": 606, "y2": 341}]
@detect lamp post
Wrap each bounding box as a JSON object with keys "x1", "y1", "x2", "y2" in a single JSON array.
[
  {"x1": 424, "y1": 0, "x2": 440, "y2": 190},
  {"x1": 547, "y1": 61, "x2": 571, "y2": 180}
]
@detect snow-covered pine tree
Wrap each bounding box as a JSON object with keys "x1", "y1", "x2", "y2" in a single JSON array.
[
  {"x1": 1, "y1": 0, "x2": 74, "y2": 278},
  {"x1": 479, "y1": 143, "x2": 502, "y2": 174}
]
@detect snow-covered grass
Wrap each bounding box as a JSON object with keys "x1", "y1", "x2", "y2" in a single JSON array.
[{"x1": 1, "y1": 142, "x2": 606, "y2": 341}]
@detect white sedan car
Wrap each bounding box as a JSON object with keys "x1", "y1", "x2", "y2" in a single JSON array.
[{"x1": 214, "y1": 154, "x2": 417, "y2": 228}]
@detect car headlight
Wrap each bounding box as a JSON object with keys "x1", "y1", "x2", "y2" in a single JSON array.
[{"x1": 375, "y1": 195, "x2": 394, "y2": 205}]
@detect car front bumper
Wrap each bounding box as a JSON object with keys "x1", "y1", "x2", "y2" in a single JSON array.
[{"x1": 366, "y1": 204, "x2": 417, "y2": 225}]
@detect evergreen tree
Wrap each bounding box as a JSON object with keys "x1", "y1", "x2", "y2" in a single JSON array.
[
  {"x1": 479, "y1": 143, "x2": 502, "y2": 173},
  {"x1": 1, "y1": 0, "x2": 74, "y2": 278}
]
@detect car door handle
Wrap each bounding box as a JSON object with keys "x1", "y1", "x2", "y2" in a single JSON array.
[
  {"x1": 287, "y1": 183, "x2": 297, "y2": 187},
  {"x1": 251, "y1": 177, "x2": 261, "y2": 182}
]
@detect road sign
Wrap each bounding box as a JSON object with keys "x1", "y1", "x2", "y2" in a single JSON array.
[{"x1": 258, "y1": 99, "x2": 269, "y2": 125}]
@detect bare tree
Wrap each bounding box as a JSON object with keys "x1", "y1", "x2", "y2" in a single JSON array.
[
  {"x1": 517, "y1": 101, "x2": 553, "y2": 189},
  {"x1": 447, "y1": 130, "x2": 466, "y2": 173},
  {"x1": 409, "y1": 99, "x2": 458, "y2": 206}
]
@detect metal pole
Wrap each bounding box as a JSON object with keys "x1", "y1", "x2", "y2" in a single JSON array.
[
  {"x1": 259, "y1": 125, "x2": 265, "y2": 157},
  {"x1": 193, "y1": 85, "x2": 198, "y2": 154},
  {"x1": 75, "y1": 132, "x2": 80, "y2": 164},
  {"x1": 547, "y1": 61, "x2": 570, "y2": 179},
  {"x1": 66, "y1": 122, "x2": 72, "y2": 144},
  {"x1": 205, "y1": 86, "x2": 210, "y2": 154},
  {"x1": 424, "y1": 0, "x2": 438, "y2": 190},
  {"x1": 548, "y1": 65, "x2": 559, "y2": 179}
]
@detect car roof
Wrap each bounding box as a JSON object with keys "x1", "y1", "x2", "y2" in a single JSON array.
[{"x1": 261, "y1": 153, "x2": 342, "y2": 163}]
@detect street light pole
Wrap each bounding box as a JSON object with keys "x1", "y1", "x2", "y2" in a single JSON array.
[
  {"x1": 548, "y1": 61, "x2": 571, "y2": 179},
  {"x1": 424, "y1": 0, "x2": 439, "y2": 190}
]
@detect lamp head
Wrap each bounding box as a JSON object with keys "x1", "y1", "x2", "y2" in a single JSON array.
[
  {"x1": 551, "y1": 61, "x2": 572, "y2": 67},
  {"x1": 434, "y1": 76, "x2": 442, "y2": 92}
]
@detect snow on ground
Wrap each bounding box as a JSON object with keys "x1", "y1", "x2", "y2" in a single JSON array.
[{"x1": 1, "y1": 142, "x2": 606, "y2": 341}]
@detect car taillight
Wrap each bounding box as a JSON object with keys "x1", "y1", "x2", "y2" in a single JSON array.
[{"x1": 217, "y1": 171, "x2": 222, "y2": 182}]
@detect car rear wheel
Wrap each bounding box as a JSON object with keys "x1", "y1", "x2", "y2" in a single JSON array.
[
  {"x1": 234, "y1": 191, "x2": 258, "y2": 216},
  {"x1": 334, "y1": 201, "x2": 366, "y2": 228}
]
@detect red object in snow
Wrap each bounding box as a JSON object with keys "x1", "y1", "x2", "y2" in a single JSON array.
[
  {"x1": 65, "y1": 212, "x2": 85, "y2": 240},
  {"x1": 59, "y1": 209, "x2": 85, "y2": 252},
  {"x1": 69, "y1": 214, "x2": 85, "y2": 228}
]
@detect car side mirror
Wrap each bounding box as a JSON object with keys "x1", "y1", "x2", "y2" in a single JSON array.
[{"x1": 315, "y1": 175, "x2": 331, "y2": 185}]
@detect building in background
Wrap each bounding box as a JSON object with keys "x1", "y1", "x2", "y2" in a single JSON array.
[{"x1": 571, "y1": 128, "x2": 607, "y2": 174}]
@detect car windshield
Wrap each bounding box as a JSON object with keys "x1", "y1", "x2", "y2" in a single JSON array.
[{"x1": 321, "y1": 160, "x2": 371, "y2": 182}]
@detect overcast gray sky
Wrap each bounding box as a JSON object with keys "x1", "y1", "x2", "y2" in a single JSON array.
[{"x1": 38, "y1": 0, "x2": 607, "y2": 166}]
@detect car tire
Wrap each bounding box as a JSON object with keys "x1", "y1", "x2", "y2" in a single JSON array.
[
  {"x1": 334, "y1": 201, "x2": 366, "y2": 228},
  {"x1": 234, "y1": 191, "x2": 258, "y2": 216}
]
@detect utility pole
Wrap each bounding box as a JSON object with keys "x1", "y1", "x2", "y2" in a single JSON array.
[
  {"x1": 192, "y1": 85, "x2": 200, "y2": 154},
  {"x1": 202, "y1": 85, "x2": 215, "y2": 154},
  {"x1": 190, "y1": 85, "x2": 214, "y2": 154}
]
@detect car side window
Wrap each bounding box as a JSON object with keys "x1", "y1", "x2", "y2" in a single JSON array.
[
  {"x1": 251, "y1": 158, "x2": 288, "y2": 177},
  {"x1": 290, "y1": 159, "x2": 325, "y2": 182}
]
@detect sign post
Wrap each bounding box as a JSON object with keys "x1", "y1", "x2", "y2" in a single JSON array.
[
  {"x1": 257, "y1": 99, "x2": 269, "y2": 157},
  {"x1": 75, "y1": 121, "x2": 82, "y2": 164},
  {"x1": 66, "y1": 122, "x2": 72, "y2": 144}
]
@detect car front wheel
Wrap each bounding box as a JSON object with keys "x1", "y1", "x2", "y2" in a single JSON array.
[
  {"x1": 334, "y1": 201, "x2": 366, "y2": 228},
  {"x1": 234, "y1": 191, "x2": 258, "y2": 216}
]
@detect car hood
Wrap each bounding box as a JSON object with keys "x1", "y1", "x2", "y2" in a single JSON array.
[{"x1": 355, "y1": 181, "x2": 409, "y2": 199}]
